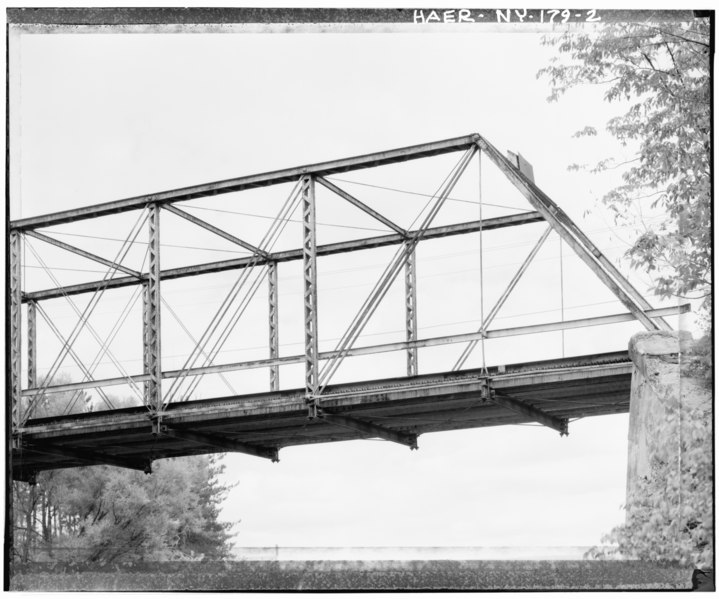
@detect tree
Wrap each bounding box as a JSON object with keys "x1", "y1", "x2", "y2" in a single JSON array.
[
  {"x1": 538, "y1": 16, "x2": 712, "y2": 569},
  {"x1": 585, "y1": 379, "x2": 713, "y2": 569},
  {"x1": 13, "y1": 382, "x2": 235, "y2": 564},
  {"x1": 538, "y1": 17, "x2": 711, "y2": 325},
  {"x1": 14, "y1": 455, "x2": 235, "y2": 564}
]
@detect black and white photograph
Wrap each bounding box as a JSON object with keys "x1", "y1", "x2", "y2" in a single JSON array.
[{"x1": 5, "y1": 4, "x2": 713, "y2": 592}]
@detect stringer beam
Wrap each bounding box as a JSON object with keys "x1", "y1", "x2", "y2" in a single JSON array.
[
  {"x1": 163, "y1": 204, "x2": 269, "y2": 258},
  {"x1": 475, "y1": 137, "x2": 670, "y2": 332},
  {"x1": 316, "y1": 176, "x2": 407, "y2": 236},
  {"x1": 22, "y1": 441, "x2": 149, "y2": 472},
  {"x1": 161, "y1": 426, "x2": 279, "y2": 462},
  {"x1": 302, "y1": 176, "x2": 320, "y2": 417},
  {"x1": 320, "y1": 411, "x2": 418, "y2": 449},
  {"x1": 25, "y1": 230, "x2": 142, "y2": 278}
]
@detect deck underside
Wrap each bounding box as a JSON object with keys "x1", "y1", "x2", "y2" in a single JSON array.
[{"x1": 12, "y1": 351, "x2": 633, "y2": 479}]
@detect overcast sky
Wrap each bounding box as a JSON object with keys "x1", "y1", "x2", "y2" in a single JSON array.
[{"x1": 9, "y1": 9, "x2": 692, "y2": 551}]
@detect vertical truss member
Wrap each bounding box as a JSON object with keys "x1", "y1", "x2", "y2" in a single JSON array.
[
  {"x1": 268, "y1": 261, "x2": 280, "y2": 392},
  {"x1": 10, "y1": 231, "x2": 22, "y2": 430},
  {"x1": 27, "y1": 300, "x2": 37, "y2": 391},
  {"x1": 405, "y1": 241, "x2": 418, "y2": 377},
  {"x1": 145, "y1": 203, "x2": 163, "y2": 430},
  {"x1": 302, "y1": 176, "x2": 320, "y2": 418}
]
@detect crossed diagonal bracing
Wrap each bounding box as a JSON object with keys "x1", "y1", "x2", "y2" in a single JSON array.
[{"x1": 9, "y1": 133, "x2": 683, "y2": 474}]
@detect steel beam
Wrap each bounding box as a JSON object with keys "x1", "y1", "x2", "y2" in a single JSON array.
[
  {"x1": 490, "y1": 392, "x2": 568, "y2": 435},
  {"x1": 23, "y1": 212, "x2": 544, "y2": 302},
  {"x1": 10, "y1": 232, "x2": 22, "y2": 429},
  {"x1": 404, "y1": 242, "x2": 418, "y2": 376},
  {"x1": 27, "y1": 300, "x2": 37, "y2": 389},
  {"x1": 320, "y1": 411, "x2": 418, "y2": 449},
  {"x1": 144, "y1": 204, "x2": 162, "y2": 415},
  {"x1": 24, "y1": 230, "x2": 142, "y2": 278},
  {"x1": 11, "y1": 135, "x2": 479, "y2": 231},
  {"x1": 316, "y1": 176, "x2": 407, "y2": 236},
  {"x1": 163, "y1": 204, "x2": 269, "y2": 258},
  {"x1": 161, "y1": 426, "x2": 278, "y2": 461},
  {"x1": 268, "y1": 261, "x2": 279, "y2": 391},
  {"x1": 19, "y1": 303, "x2": 689, "y2": 397},
  {"x1": 302, "y1": 176, "x2": 320, "y2": 417},
  {"x1": 21, "y1": 441, "x2": 148, "y2": 472},
  {"x1": 475, "y1": 136, "x2": 669, "y2": 332}
]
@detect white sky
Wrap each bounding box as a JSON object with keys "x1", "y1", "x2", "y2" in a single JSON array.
[{"x1": 8, "y1": 10, "x2": 697, "y2": 552}]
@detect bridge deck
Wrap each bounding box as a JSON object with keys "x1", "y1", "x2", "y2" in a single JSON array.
[{"x1": 12, "y1": 352, "x2": 633, "y2": 479}]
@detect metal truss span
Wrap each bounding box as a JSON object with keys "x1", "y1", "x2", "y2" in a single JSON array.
[
  {"x1": 9, "y1": 132, "x2": 680, "y2": 478},
  {"x1": 12, "y1": 352, "x2": 633, "y2": 479}
]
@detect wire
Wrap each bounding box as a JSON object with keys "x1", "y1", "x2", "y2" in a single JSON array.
[
  {"x1": 477, "y1": 150, "x2": 488, "y2": 375},
  {"x1": 559, "y1": 236, "x2": 566, "y2": 357},
  {"x1": 327, "y1": 176, "x2": 529, "y2": 213},
  {"x1": 23, "y1": 264, "x2": 119, "y2": 274},
  {"x1": 184, "y1": 204, "x2": 388, "y2": 233},
  {"x1": 22, "y1": 211, "x2": 148, "y2": 422},
  {"x1": 47, "y1": 230, "x2": 251, "y2": 254}
]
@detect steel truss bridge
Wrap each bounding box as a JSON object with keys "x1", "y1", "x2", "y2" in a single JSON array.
[{"x1": 9, "y1": 133, "x2": 687, "y2": 482}]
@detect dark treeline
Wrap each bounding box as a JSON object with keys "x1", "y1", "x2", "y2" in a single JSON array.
[{"x1": 13, "y1": 380, "x2": 235, "y2": 564}]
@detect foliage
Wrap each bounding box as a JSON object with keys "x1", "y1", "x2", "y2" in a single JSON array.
[
  {"x1": 538, "y1": 18, "x2": 711, "y2": 321},
  {"x1": 540, "y1": 19, "x2": 713, "y2": 569},
  {"x1": 13, "y1": 455, "x2": 235, "y2": 564},
  {"x1": 13, "y1": 384, "x2": 235, "y2": 564},
  {"x1": 586, "y1": 393, "x2": 713, "y2": 569}
]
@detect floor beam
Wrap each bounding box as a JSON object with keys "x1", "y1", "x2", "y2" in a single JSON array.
[
  {"x1": 490, "y1": 392, "x2": 568, "y2": 436},
  {"x1": 161, "y1": 426, "x2": 279, "y2": 462},
  {"x1": 320, "y1": 411, "x2": 418, "y2": 449}
]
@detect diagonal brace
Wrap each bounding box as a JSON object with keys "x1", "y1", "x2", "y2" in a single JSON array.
[
  {"x1": 164, "y1": 204, "x2": 270, "y2": 258},
  {"x1": 22, "y1": 441, "x2": 149, "y2": 472},
  {"x1": 489, "y1": 389, "x2": 568, "y2": 436},
  {"x1": 161, "y1": 425, "x2": 279, "y2": 462},
  {"x1": 320, "y1": 411, "x2": 418, "y2": 449},
  {"x1": 25, "y1": 230, "x2": 142, "y2": 278},
  {"x1": 316, "y1": 177, "x2": 407, "y2": 236},
  {"x1": 475, "y1": 137, "x2": 669, "y2": 332}
]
